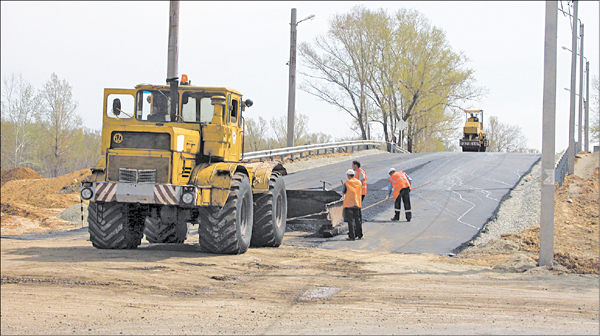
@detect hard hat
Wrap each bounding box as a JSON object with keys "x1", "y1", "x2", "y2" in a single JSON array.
[
  {"x1": 388, "y1": 168, "x2": 396, "y2": 174},
  {"x1": 346, "y1": 169, "x2": 355, "y2": 176}
]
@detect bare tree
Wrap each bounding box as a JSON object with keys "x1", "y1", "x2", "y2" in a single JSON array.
[
  {"x1": 590, "y1": 76, "x2": 599, "y2": 144},
  {"x1": 244, "y1": 116, "x2": 270, "y2": 152},
  {"x1": 269, "y1": 113, "x2": 312, "y2": 148},
  {"x1": 298, "y1": 6, "x2": 384, "y2": 140},
  {"x1": 37, "y1": 73, "x2": 82, "y2": 177},
  {"x1": 485, "y1": 116, "x2": 528, "y2": 153},
  {"x1": 1, "y1": 73, "x2": 41, "y2": 169}
]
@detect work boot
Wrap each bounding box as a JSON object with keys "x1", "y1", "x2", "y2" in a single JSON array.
[{"x1": 391, "y1": 214, "x2": 400, "y2": 221}]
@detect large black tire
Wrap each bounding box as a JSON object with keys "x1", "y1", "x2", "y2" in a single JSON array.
[
  {"x1": 198, "y1": 172, "x2": 253, "y2": 254},
  {"x1": 144, "y1": 206, "x2": 188, "y2": 243},
  {"x1": 251, "y1": 173, "x2": 287, "y2": 247},
  {"x1": 88, "y1": 201, "x2": 145, "y2": 249}
]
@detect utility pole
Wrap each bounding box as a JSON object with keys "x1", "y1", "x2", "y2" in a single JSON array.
[
  {"x1": 577, "y1": 23, "x2": 584, "y2": 153},
  {"x1": 540, "y1": 0, "x2": 558, "y2": 267},
  {"x1": 567, "y1": 0, "x2": 578, "y2": 174},
  {"x1": 584, "y1": 61, "x2": 590, "y2": 152},
  {"x1": 287, "y1": 8, "x2": 298, "y2": 148},
  {"x1": 167, "y1": 0, "x2": 179, "y2": 120},
  {"x1": 285, "y1": 9, "x2": 314, "y2": 147}
]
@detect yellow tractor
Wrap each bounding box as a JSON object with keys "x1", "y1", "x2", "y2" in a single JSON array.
[
  {"x1": 459, "y1": 109, "x2": 489, "y2": 152},
  {"x1": 80, "y1": 81, "x2": 290, "y2": 254}
]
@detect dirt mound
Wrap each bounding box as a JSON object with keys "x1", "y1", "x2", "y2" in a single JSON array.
[
  {"x1": 0, "y1": 167, "x2": 44, "y2": 186},
  {"x1": 1, "y1": 169, "x2": 92, "y2": 235},
  {"x1": 1, "y1": 169, "x2": 91, "y2": 209}
]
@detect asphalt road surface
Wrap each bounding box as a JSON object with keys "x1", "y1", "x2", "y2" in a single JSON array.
[{"x1": 283, "y1": 152, "x2": 541, "y2": 255}]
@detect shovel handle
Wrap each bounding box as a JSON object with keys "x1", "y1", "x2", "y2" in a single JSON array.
[
  {"x1": 362, "y1": 196, "x2": 393, "y2": 211},
  {"x1": 410, "y1": 181, "x2": 432, "y2": 191}
]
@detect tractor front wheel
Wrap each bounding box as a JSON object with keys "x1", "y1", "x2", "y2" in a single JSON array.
[
  {"x1": 197, "y1": 172, "x2": 253, "y2": 254},
  {"x1": 88, "y1": 201, "x2": 145, "y2": 249}
]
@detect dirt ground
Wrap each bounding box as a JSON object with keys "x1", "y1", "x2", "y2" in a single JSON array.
[{"x1": 1, "y1": 153, "x2": 598, "y2": 335}]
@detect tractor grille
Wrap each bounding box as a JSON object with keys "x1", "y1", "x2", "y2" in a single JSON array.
[
  {"x1": 119, "y1": 168, "x2": 157, "y2": 183},
  {"x1": 108, "y1": 155, "x2": 170, "y2": 184},
  {"x1": 138, "y1": 169, "x2": 157, "y2": 183}
]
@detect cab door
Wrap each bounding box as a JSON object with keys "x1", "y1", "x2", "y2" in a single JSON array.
[{"x1": 226, "y1": 94, "x2": 243, "y2": 162}]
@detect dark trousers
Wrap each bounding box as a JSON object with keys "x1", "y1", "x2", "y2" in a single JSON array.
[
  {"x1": 394, "y1": 187, "x2": 412, "y2": 220},
  {"x1": 359, "y1": 194, "x2": 365, "y2": 224},
  {"x1": 343, "y1": 207, "x2": 363, "y2": 239}
]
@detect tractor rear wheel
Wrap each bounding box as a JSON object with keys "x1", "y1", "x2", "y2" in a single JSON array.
[
  {"x1": 198, "y1": 172, "x2": 253, "y2": 254},
  {"x1": 251, "y1": 173, "x2": 287, "y2": 247},
  {"x1": 144, "y1": 206, "x2": 188, "y2": 244},
  {"x1": 88, "y1": 201, "x2": 145, "y2": 249}
]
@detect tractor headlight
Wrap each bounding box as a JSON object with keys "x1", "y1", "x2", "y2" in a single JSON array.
[
  {"x1": 181, "y1": 192, "x2": 194, "y2": 204},
  {"x1": 81, "y1": 188, "x2": 93, "y2": 200}
]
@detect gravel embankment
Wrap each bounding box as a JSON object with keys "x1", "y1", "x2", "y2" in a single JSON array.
[{"x1": 470, "y1": 159, "x2": 542, "y2": 246}]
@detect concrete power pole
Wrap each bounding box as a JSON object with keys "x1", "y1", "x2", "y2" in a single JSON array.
[
  {"x1": 577, "y1": 23, "x2": 584, "y2": 153},
  {"x1": 167, "y1": 0, "x2": 180, "y2": 119},
  {"x1": 585, "y1": 61, "x2": 590, "y2": 152},
  {"x1": 287, "y1": 8, "x2": 298, "y2": 148},
  {"x1": 540, "y1": 1, "x2": 558, "y2": 267},
  {"x1": 567, "y1": 0, "x2": 578, "y2": 174}
]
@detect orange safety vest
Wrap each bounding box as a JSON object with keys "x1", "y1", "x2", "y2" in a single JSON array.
[
  {"x1": 388, "y1": 171, "x2": 411, "y2": 198},
  {"x1": 343, "y1": 178, "x2": 363, "y2": 208},
  {"x1": 356, "y1": 168, "x2": 367, "y2": 195}
]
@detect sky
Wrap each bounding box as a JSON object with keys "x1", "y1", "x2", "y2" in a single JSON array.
[{"x1": 1, "y1": 1, "x2": 599, "y2": 152}]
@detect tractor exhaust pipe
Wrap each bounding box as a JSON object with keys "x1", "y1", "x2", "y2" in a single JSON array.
[{"x1": 167, "y1": 0, "x2": 179, "y2": 120}]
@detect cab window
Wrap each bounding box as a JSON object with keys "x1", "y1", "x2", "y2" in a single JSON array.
[
  {"x1": 106, "y1": 94, "x2": 134, "y2": 119},
  {"x1": 181, "y1": 92, "x2": 199, "y2": 122},
  {"x1": 136, "y1": 90, "x2": 172, "y2": 122},
  {"x1": 230, "y1": 98, "x2": 239, "y2": 125},
  {"x1": 181, "y1": 91, "x2": 222, "y2": 124}
]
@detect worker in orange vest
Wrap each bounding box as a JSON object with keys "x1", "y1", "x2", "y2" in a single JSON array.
[
  {"x1": 352, "y1": 160, "x2": 367, "y2": 228},
  {"x1": 351, "y1": 160, "x2": 367, "y2": 201},
  {"x1": 388, "y1": 167, "x2": 412, "y2": 221},
  {"x1": 342, "y1": 168, "x2": 363, "y2": 241}
]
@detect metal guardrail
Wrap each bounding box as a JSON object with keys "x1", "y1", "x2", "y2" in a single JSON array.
[
  {"x1": 243, "y1": 140, "x2": 408, "y2": 161},
  {"x1": 554, "y1": 147, "x2": 569, "y2": 187}
]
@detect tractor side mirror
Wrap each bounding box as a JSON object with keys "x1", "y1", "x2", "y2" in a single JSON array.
[
  {"x1": 244, "y1": 99, "x2": 253, "y2": 108},
  {"x1": 112, "y1": 98, "x2": 121, "y2": 116}
]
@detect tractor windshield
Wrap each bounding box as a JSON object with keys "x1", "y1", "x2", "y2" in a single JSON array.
[
  {"x1": 135, "y1": 89, "x2": 224, "y2": 124},
  {"x1": 136, "y1": 90, "x2": 173, "y2": 122},
  {"x1": 181, "y1": 91, "x2": 226, "y2": 124}
]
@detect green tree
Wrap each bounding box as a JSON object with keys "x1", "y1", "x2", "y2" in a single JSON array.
[
  {"x1": 299, "y1": 6, "x2": 485, "y2": 152},
  {"x1": 1, "y1": 73, "x2": 41, "y2": 169},
  {"x1": 37, "y1": 73, "x2": 82, "y2": 177},
  {"x1": 65, "y1": 127, "x2": 102, "y2": 172}
]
